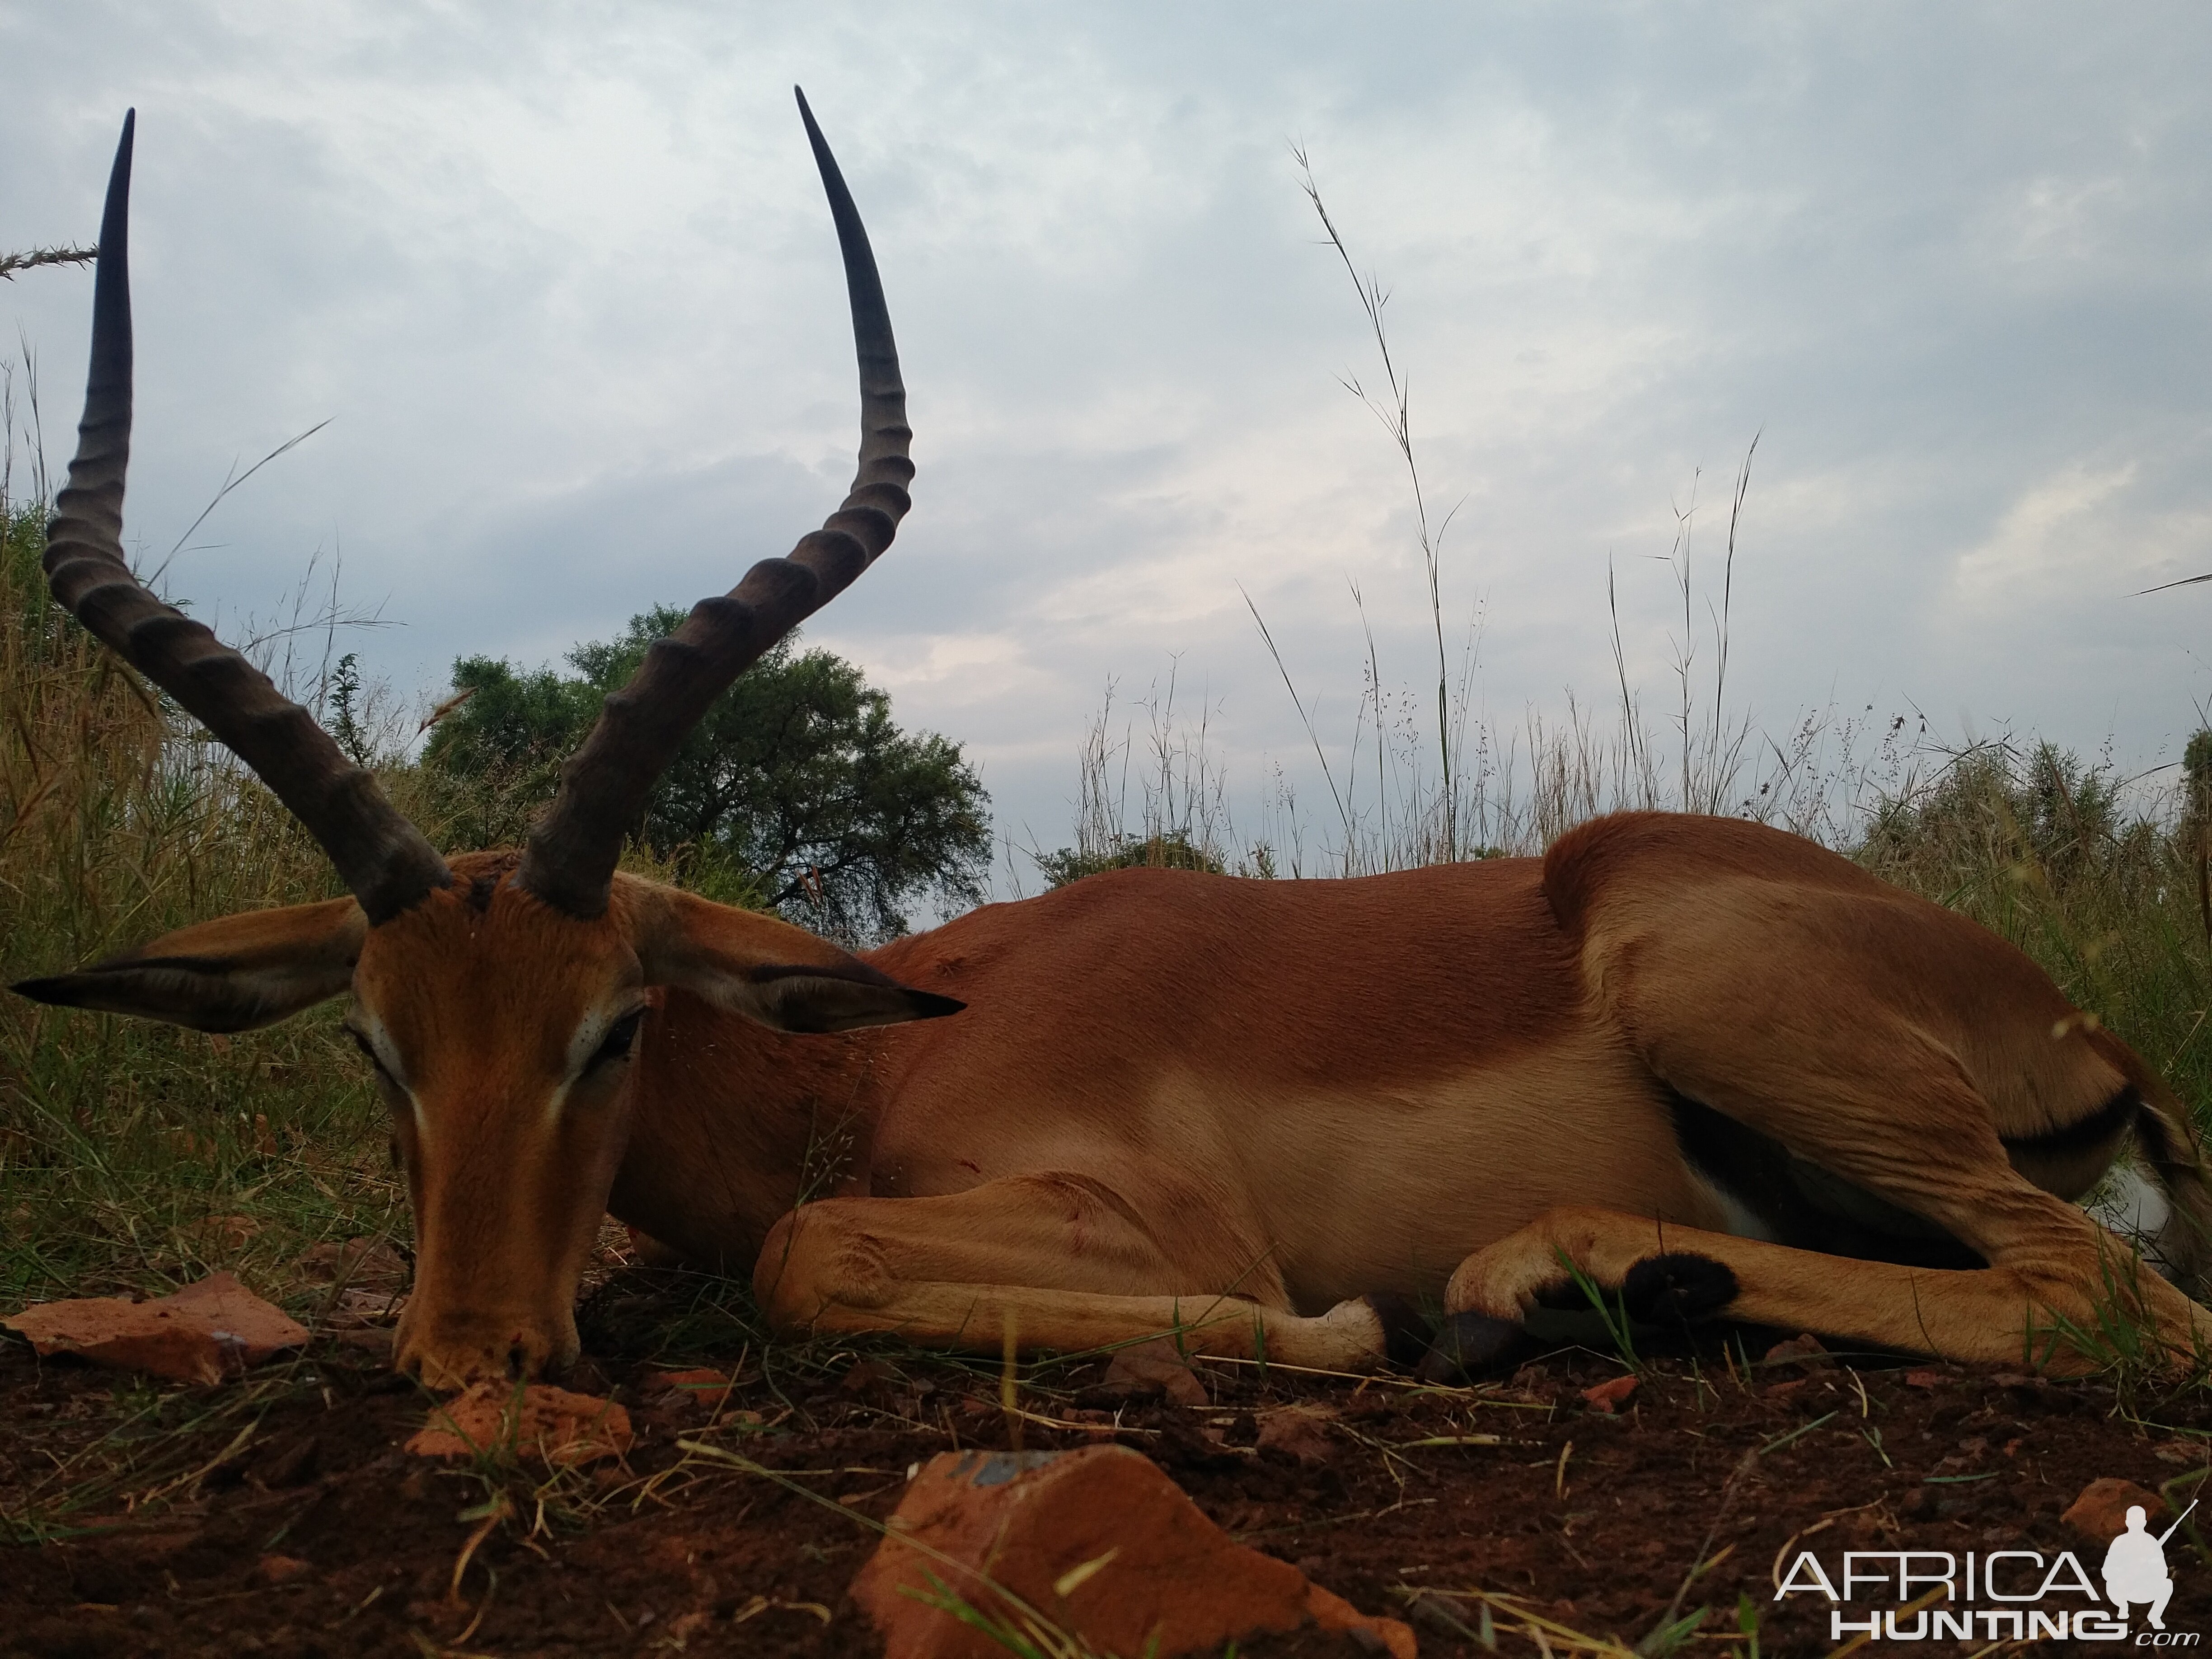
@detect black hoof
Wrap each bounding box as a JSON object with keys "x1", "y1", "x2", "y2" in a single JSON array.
[
  {"x1": 1363, "y1": 1293, "x2": 1437, "y2": 1371},
  {"x1": 1620, "y1": 1252, "x2": 1739, "y2": 1328},
  {"x1": 1416, "y1": 1311, "x2": 1536, "y2": 1384}
]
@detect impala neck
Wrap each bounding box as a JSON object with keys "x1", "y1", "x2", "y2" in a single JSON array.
[{"x1": 607, "y1": 987, "x2": 899, "y2": 1269}]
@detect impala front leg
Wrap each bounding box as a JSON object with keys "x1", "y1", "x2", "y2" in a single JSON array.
[{"x1": 751, "y1": 1173, "x2": 1397, "y2": 1371}]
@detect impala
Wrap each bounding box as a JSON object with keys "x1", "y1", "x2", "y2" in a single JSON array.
[{"x1": 19, "y1": 105, "x2": 2212, "y2": 1390}]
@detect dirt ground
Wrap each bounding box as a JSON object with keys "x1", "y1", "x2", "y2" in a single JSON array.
[{"x1": 5, "y1": 1270, "x2": 2212, "y2": 1658}]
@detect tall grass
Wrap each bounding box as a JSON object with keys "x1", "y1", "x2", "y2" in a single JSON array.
[
  {"x1": 1236, "y1": 161, "x2": 1804, "y2": 878},
  {"x1": 0, "y1": 376, "x2": 558, "y2": 1308},
  {"x1": 0, "y1": 488, "x2": 395, "y2": 1305},
  {"x1": 1861, "y1": 740, "x2": 2212, "y2": 1113}
]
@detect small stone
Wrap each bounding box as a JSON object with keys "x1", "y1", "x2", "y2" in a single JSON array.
[
  {"x1": 2155, "y1": 1439, "x2": 2207, "y2": 1467},
  {"x1": 256, "y1": 1554, "x2": 312, "y2": 1585},
  {"x1": 0, "y1": 1273, "x2": 308, "y2": 1385},
  {"x1": 642, "y1": 1367, "x2": 736, "y2": 1411},
  {"x1": 1763, "y1": 1333, "x2": 1830, "y2": 1367},
  {"x1": 849, "y1": 1444, "x2": 1414, "y2": 1659},
  {"x1": 1103, "y1": 1338, "x2": 1209, "y2": 1408},
  {"x1": 1581, "y1": 1375, "x2": 1639, "y2": 1414},
  {"x1": 1255, "y1": 1404, "x2": 1338, "y2": 1465},
  {"x1": 292, "y1": 1237, "x2": 409, "y2": 1292},
  {"x1": 1903, "y1": 1369, "x2": 1948, "y2": 1388},
  {"x1": 324, "y1": 1286, "x2": 406, "y2": 1329},
  {"x1": 405, "y1": 1382, "x2": 633, "y2": 1467},
  {"x1": 252, "y1": 1434, "x2": 319, "y2": 1489},
  {"x1": 2062, "y1": 1478, "x2": 2166, "y2": 1545},
  {"x1": 841, "y1": 1359, "x2": 895, "y2": 1397}
]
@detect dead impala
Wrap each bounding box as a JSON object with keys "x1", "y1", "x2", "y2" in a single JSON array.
[{"x1": 18, "y1": 104, "x2": 2212, "y2": 1390}]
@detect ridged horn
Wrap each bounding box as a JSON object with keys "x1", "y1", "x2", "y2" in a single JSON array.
[
  {"x1": 515, "y1": 87, "x2": 913, "y2": 919},
  {"x1": 44, "y1": 112, "x2": 453, "y2": 925}
]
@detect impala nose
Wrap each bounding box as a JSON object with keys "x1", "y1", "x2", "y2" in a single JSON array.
[{"x1": 394, "y1": 1309, "x2": 574, "y2": 1390}]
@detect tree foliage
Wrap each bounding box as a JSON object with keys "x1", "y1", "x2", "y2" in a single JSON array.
[
  {"x1": 1032, "y1": 831, "x2": 1224, "y2": 888},
  {"x1": 422, "y1": 605, "x2": 990, "y2": 940}
]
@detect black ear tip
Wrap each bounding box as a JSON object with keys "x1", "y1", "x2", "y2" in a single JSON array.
[
  {"x1": 910, "y1": 990, "x2": 965, "y2": 1020},
  {"x1": 10, "y1": 977, "x2": 66, "y2": 1006}
]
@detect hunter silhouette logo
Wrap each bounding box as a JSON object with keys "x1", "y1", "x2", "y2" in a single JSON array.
[
  {"x1": 1775, "y1": 1501, "x2": 2200, "y2": 1644},
  {"x1": 2107, "y1": 1502, "x2": 2193, "y2": 1631}
]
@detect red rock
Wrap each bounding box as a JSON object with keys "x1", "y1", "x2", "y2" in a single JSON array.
[
  {"x1": 257, "y1": 1554, "x2": 312, "y2": 1585},
  {"x1": 1903, "y1": 1369, "x2": 1948, "y2": 1388},
  {"x1": 850, "y1": 1445, "x2": 1415, "y2": 1659},
  {"x1": 1581, "y1": 1375, "x2": 1639, "y2": 1414},
  {"x1": 2062, "y1": 1477, "x2": 2166, "y2": 1544},
  {"x1": 405, "y1": 1382, "x2": 633, "y2": 1467},
  {"x1": 0, "y1": 1272, "x2": 308, "y2": 1385},
  {"x1": 1255, "y1": 1404, "x2": 1337, "y2": 1465},
  {"x1": 1103, "y1": 1338, "x2": 1208, "y2": 1407}
]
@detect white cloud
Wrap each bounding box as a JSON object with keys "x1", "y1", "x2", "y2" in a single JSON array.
[{"x1": 1949, "y1": 460, "x2": 2142, "y2": 606}]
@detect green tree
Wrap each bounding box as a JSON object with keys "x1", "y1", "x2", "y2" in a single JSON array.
[
  {"x1": 1033, "y1": 831, "x2": 1224, "y2": 888},
  {"x1": 423, "y1": 606, "x2": 991, "y2": 941}
]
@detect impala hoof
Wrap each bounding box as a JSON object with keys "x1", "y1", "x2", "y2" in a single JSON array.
[
  {"x1": 1362, "y1": 1293, "x2": 1436, "y2": 1370},
  {"x1": 1416, "y1": 1312, "x2": 1535, "y2": 1384}
]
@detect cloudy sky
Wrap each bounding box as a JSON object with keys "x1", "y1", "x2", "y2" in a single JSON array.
[{"x1": 6, "y1": 3, "x2": 2211, "y2": 887}]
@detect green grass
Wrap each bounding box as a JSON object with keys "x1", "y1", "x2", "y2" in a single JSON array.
[{"x1": 0, "y1": 496, "x2": 406, "y2": 1309}]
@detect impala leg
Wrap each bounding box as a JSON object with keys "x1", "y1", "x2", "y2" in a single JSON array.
[
  {"x1": 1558, "y1": 886, "x2": 2212, "y2": 1370},
  {"x1": 751, "y1": 1173, "x2": 1394, "y2": 1371},
  {"x1": 1441, "y1": 1204, "x2": 2212, "y2": 1376},
  {"x1": 1648, "y1": 1057, "x2": 2212, "y2": 1370}
]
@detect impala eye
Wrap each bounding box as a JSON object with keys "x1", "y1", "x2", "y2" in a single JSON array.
[
  {"x1": 346, "y1": 1028, "x2": 389, "y2": 1075},
  {"x1": 589, "y1": 1009, "x2": 645, "y2": 1071}
]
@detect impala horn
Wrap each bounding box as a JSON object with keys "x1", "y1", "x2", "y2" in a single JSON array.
[
  {"x1": 514, "y1": 87, "x2": 913, "y2": 919},
  {"x1": 43, "y1": 111, "x2": 453, "y2": 925}
]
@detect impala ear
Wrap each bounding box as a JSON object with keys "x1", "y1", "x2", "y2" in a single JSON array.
[
  {"x1": 629, "y1": 886, "x2": 962, "y2": 1035},
  {"x1": 10, "y1": 897, "x2": 366, "y2": 1034}
]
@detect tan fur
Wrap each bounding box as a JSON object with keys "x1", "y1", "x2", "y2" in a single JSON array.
[{"x1": 28, "y1": 818, "x2": 2212, "y2": 1384}]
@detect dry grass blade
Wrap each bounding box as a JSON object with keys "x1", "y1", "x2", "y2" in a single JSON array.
[{"x1": 0, "y1": 246, "x2": 98, "y2": 281}]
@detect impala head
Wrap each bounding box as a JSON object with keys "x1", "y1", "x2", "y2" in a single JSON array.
[{"x1": 12, "y1": 99, "x2": 958, "y2": 1388}]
